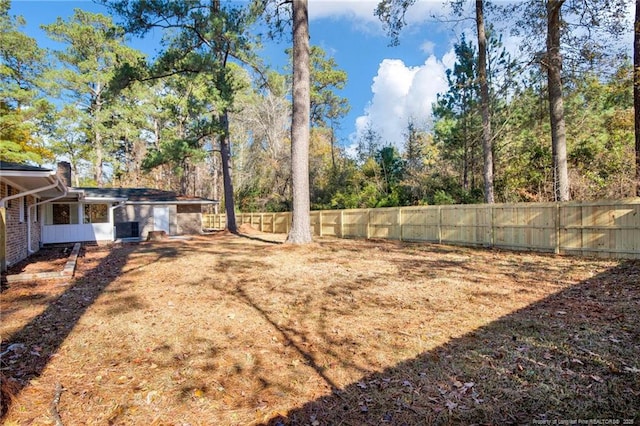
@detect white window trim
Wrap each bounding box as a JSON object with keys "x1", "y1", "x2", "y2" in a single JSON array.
[{"x1": 19, "y1": 197, "x2": 25, "y2": 223}]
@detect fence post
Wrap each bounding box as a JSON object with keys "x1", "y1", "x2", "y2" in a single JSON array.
[
  {"x1": 555, "y1": 203, "x2": 560, "y2": 255},
  {"x1": 319, "y1": 210, "x2": 323, "y2": 237},
  {"x1": 398, "y1": 207, "x2": 403, "y2": 241},
  {"x1": 490, "y1": 204, "x2": 495, "y2": 248},
  {"x1": 437, "y1": 206, "x2": 442, "y2": 244},
  {"x1": 340, "y1": 210, "x2": 344, "y2": 238},
  {"x1": 367, "y1": 209, "x2": 371, "y2": 239}
]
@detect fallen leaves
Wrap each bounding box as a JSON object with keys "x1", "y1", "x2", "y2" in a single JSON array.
[
  {"x1": 590, "y1": 374, "x2": 604, "y2": 383},
  {"x1": 1, "y1": 236, "x2": 638, "y2": 425}
]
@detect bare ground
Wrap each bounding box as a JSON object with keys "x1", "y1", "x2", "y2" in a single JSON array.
[
  {"x1": 0, "y1": 231, "x2": 638, "y2": 425},
  {"x1": 5, "y1": 245, "x2": 75, "y2": 276}
]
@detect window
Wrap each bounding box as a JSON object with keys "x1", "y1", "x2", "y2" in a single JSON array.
[
  {"x1": 84, "y1": 204, "x2": 109, "y2": 223},
  {"x1": 46, "y1": 203, "x2": 80, "y2": 225},
  {"x1": 52, "y1": 204, "x2": 70, "y2": 224},
  {"x1": 19, "y1": 197, "x2": 25, "y2": 223}
]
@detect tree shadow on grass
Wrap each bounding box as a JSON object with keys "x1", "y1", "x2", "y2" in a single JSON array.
[
  {"x1": 237, "y1": 232, "x2": 284, "y2": 245},
  {"x1": 265, "y1": 260, "x2": 640, "y2": 425},
  {"x1": 0, "y1": 242, "x2": 178, "y2": 419}
]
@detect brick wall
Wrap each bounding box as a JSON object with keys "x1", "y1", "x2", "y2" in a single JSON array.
[{"x1": 1, "y1": 182, "x2": 43, "y2": 267}]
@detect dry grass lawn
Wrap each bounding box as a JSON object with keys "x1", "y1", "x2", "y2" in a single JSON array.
[{"x1": 1, "y1": 231, "x2": 639, "y2": 425}]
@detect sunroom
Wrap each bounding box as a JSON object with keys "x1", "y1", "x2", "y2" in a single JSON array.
[{"x1": 41, "y1": 194, "x2": 127, "y2": 244}]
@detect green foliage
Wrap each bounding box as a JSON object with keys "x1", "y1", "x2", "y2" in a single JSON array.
[
  {"x1": 400, "y1": 120, "x2": 438, "y2": 205},
  {"x1": 43, "y1": 9, "x2": 146, "y2": 184},
  {"x1": 1, "y1": 0, "x2": 634, "y2": 208},
  {"x1": 285, "y1": 45, "x2": 350, "y2": 128},
  {"x1": 308, "y1": 46, "x2": 350, "y2": 128},
  {"x1": 433, "y1": 34, "x2": 482, "y2": 197},
  {"x1": 0, "y1": 0, "x2": 54, "y2": 163},
  {"x1": 432, "y1": 189, "x2": 456, "y2": 205},
  {"x1": 375, "y1": 145, "x2": 404, "y2": 194},
  {"x1": 564, "y1": 67, "x2": 634, "y2": 199},
  {"x1": 374, "y1": 0, "x2": 418, "y2": 46}
]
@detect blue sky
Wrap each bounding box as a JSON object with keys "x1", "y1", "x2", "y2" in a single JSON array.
[
  {"x1": 8, "y1": 1, "x2": 637, "y2": 153},
  {"x1": 9, "y1": 1, "x2": 484, "y2": 151},
  {"x1": 304, "y1": 2, "x2": 458, "y2": 152}
]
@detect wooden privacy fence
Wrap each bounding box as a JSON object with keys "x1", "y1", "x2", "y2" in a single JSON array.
[{"x1": 202, "y1": 198, "x2": 640, "y2": 259}]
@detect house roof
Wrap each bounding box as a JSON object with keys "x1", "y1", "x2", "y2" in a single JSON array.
[
  {"x1": 0, "y1": 161, "x2": 67, "y2": 200},
  {"x1": 0, "y1": 161, "x2": 52, "y2": 172},
  {"x1": 1, "y1": 162, "x2": 217, "y2": 204},
  {"x1": 75, "y1": 187, "x2": 218, "y2": 204}
]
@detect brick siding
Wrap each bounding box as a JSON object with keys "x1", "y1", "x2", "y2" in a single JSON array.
[{"x1": 1, "y1": 182, "x2": 43, "y2": 267}]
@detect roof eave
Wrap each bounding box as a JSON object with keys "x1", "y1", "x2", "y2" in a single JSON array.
[
  {"x1": 124, "y1": 200, "x2": 218, "y2": 205},
  {"x1": 0, "y1": 169, "x2": 56, "y2": 178},
  {"x1": 82, "y1": 196, "x2": 129, "y2": 202}
]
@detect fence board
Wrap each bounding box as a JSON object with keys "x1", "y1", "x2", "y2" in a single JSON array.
[
  {"x1": 273, "y1": 212, "x2": 291, "y2": 234},
  {"x1": 440, "y1": 205, "x2": 492, "y2": 246},
  {"x1": 370, "y1": 208, "x2": 401, "y2": 240},
  {"x1": 320, "y1": 210, "x2": 341, "y2": 237},
  {"x1": 559, "y1": 200, "x2": 640, "y2": 258},
  {"x1": 401, "y1": 206, "x2": 440, "y2": 242},
  {"x1": 310, "y1": 211, "x2": 321, "y2": 236},
  {"x1": 493, "y1": 203, "x2": 557, "y2": 252},
  {"x1": 342, "y1": 209, "x2": 368, "y2": 238},
  {"x1": 202, "y1": 198, "x2": 640, "y2": 259}
]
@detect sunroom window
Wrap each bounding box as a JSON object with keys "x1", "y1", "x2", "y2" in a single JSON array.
[
  {"x1": 45, "y1": 203, "x2": 80, "y2": 225},
  {"x1": 84, "y1": 204, "x2": 109, "y2": 223}
]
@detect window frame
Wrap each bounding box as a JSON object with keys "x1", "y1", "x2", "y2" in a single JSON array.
[
  {"x1": 19, "y1": 197, "x2": 25, "y2": 223},
  {"x1": 83, "y1": 203, "x2": 109, "y2": 224}
]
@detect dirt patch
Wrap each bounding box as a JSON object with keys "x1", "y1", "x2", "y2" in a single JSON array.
[
  {"x1": 4, "y1": 245, "x2": 76, "y2": 276},
  {"x1": 238, "y1": 223, "x2": 267, "y2": 235},
  {"x1": 1, "y1": 235, "x2": 638, "y2": 425}
]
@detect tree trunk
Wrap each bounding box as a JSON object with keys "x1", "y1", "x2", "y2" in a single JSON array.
[
  {"x1": 546, "y1": 0, "x2": 570, "y2": 201},
  {"x1": 219, "y1": 111, "x2": 237, "y2": 233},
  {"x1": 330, "y1": 125, "x2": 336, "y2": 171},
  {"x1": 635, "y1": 0, "x2": 640, "y2": 196},
  {"x1": 476, "y1": 0, "x2": 494, "y2": 204},
  {"x1": 212, "y1": 150, "x2": 220, "y2": 214},
  {"x1": 286, "y1": 0, "x2": 312, "y2": 244},
  {"x1": 462, "y1": 119, "x2": 469, "y2": 191},
  {"x1": 95, "y1": 131, "x2": 103, "y2": 187}
]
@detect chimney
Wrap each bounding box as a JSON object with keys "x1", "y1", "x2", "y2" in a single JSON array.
[{"x1": 57, "y1": 161, "x2": 72, "y2": 187}]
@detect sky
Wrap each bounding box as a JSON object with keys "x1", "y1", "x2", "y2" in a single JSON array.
[
  {"x1": 10, "y1": 0, "x2": 634, "y2": 156},
  {"x1": 8, "y1": 0, "x2": 472, "y2": 154}
]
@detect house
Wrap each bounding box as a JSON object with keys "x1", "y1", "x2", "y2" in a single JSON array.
[
  {"x1": 1, "y1": 161, "x2": 218, "y2": 271},
  {"x1": 0, "y1": 161, "x2": 68, "y2": 271}
]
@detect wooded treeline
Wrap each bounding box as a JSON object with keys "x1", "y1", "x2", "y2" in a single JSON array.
[{"x1": 2, "y1": 0, "x2": 639, "y2": 219}]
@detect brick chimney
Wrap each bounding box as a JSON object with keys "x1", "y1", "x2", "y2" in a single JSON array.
[{"x1": 57, "y1": 161, "x2": 72, "y2": 187}]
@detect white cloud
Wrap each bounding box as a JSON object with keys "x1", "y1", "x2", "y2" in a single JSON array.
[
  {"x1": 441, "y1": 49, "x2": 456, "y2": 69},
  {"x1": 308, "y1": 0, "x2": 446, "y2": 29},
  {"x1": 420, "y1": 40, "x2": 435, "y2": 55},
  {"x1": 351, "y1": 51, "x2": 452, "y2": 152},
  {"x1": 309, "y1": 0, "x2": 378, "y2": 22}
]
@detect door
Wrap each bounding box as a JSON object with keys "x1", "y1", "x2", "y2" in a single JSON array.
[{"x1": 153, "y1": 206, "x2": 170, "y2": 233}]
